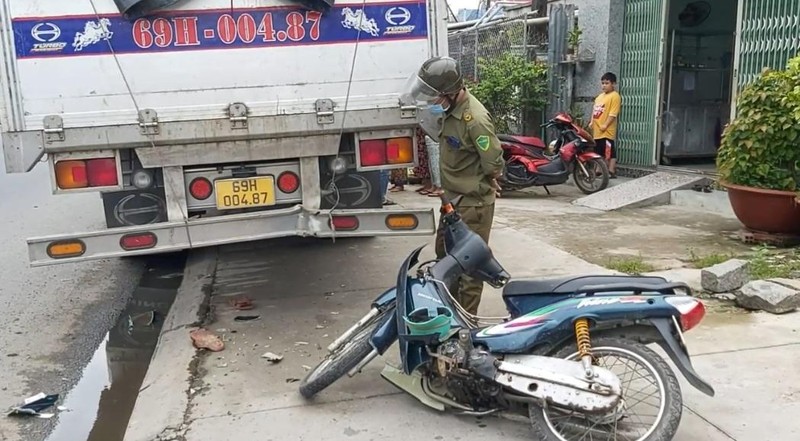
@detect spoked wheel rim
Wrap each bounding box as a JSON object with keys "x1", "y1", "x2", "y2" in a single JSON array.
[
  {"x1": 576, "y1": 160, "x2": 607, "y2": 192},
  {"x1": 541, "y1": 346, "x2": 667, "y2": 441},
  {"x1": 303, "y1": 315, "x2": 379, "y2": 385}
]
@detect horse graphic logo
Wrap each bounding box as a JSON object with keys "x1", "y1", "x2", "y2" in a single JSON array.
[
  {"x1": 73, "y1": 18, "x2": 114, "y2": 52},
  {"x1": 341, "y1": 8, "x2": 380, "y2": 37}
]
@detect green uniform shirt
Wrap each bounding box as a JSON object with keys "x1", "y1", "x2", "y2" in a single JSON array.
[{"x1": 438, "y1": 90, "x2": 505, "y2": 206}]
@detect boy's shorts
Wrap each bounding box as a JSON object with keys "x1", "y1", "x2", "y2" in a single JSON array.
[{"x1": 594, "y1": 138, "x2": 617, "y2": 160}]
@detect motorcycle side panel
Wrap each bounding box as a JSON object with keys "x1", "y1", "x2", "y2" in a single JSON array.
[
  {"x1": 473, "y1": 295, "x2": 680, "y2": 354},
  {"x1": 577, "y1": 151, "x2": 603, "y2": 162},
  {"x1": 371, "y1": 287, "x2": 398, "y2": 309}
]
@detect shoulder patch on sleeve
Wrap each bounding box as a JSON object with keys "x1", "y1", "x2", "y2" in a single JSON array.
[{"x1": 476, "y1": 135, "x2": 490, "y2": 151}]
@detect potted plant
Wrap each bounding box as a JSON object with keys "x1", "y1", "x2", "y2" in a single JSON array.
[
  {"x1": 566, "y1": 27, "x2": 582, "y2": 62},
  {"x1": 716, "y1": 54, "x2": 800, "y2": 235}
]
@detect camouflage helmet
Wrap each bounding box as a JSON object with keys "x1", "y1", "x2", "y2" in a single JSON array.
[{"x1": 418, "y1": 56, "x2": 464, "y2": 96}]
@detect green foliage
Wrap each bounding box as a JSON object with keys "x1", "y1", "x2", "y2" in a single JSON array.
[
  {"x1": 716, "y1": 55, "x2": 800, "y2": 191},
  {"x1": 785, "y1": 55, "x2": 800, "y2": 122},
  {"x1": 688, "y1": 249, "x2": 733, "y2": 269},
  {"x1": 605, "y1": 255, "x2": 655, "y2": 275},
  {"x1": 567, "y1": 27, "x2": 582, "y2": 51},
  {"x1": 466, "y1": 53, "x2": 549, "y2": 134},
  {"x1": 747, "y1": 244, "x2": 800, "y2": 279}
]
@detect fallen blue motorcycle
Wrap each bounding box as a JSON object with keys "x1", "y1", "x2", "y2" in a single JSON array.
[{"x1": 300, "y1": 195, "x2": 714, "y2": 441}]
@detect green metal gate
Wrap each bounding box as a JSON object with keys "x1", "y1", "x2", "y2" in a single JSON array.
[
  {"x1": 733, "y1": 0, "x2": 800, "y2": 102},
  {"x1": 617, "y1": 0, "x2": 667, "y2": 167}
]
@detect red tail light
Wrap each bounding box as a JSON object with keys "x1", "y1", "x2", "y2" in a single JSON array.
[
  {"x1": 330, "y1": 216, "x2": 359, "y2": 231},
  {"x1": 55, "y1": 158, "x2": 118, "y2": 189},
  {"x1": 665, "y1": 296, "x2": 706, "y2": 332},
  {"x1": 360, "y1": 140, "x2": 387, "y2": 166},
  {"x1": 120, "y1": 233, "x2": 158, "y2": 251},
  {"x1": 189, "y1": 178, "x2": 213, "y2": 200},
  {"x1": 277, "y1": 171, "x2": 300, "y2": 193},
  {"x1": 86, "y1": 158, "x2": 118, "y2": 187},
  {"x1": 359, "y1": 137, "x2": 414, "y2": 167}
]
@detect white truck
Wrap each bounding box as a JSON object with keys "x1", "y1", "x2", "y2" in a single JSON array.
[{"x1": 1, "y1": 0, "x2": 444, "y2": 266}]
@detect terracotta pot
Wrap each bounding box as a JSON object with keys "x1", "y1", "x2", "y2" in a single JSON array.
[{"x1": 721, "y1": 181, "x2": 800, "y2": 234}]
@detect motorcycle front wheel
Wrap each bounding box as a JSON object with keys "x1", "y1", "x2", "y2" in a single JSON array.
[
  {"x1": 573, "y1": 158, "x2": 610, "y2": 194},
  {"x1": 528, "y1": 337, "x2": 682, "y2": 441},
  {"x1": 298, "y1": 307, "x2": 390, "y2": 399}
]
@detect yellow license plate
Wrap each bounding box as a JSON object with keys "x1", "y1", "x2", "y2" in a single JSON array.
[{"x1": 215, "y1": 177, "x2": 276, "y2": 210}]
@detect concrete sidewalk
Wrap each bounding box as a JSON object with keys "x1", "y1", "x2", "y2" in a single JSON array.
[{"x1": 125, "y1": 187, "x2": 800, "y2": 441}]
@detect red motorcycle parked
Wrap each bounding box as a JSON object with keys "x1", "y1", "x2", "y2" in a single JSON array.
[{"x1": 497, "y1": 113, "x2": 610, "y2": 195}]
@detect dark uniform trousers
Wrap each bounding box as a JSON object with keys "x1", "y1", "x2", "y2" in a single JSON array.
[{"x1": 434, "y1": 203, "x2": 495, "y2": 316}]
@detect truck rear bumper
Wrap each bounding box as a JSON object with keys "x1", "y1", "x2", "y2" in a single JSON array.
[{"x1": 27, "y1": 206, "x2": 436, "y2": 267}]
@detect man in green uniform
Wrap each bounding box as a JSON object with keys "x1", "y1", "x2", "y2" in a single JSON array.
[{"x1": 404, "y1": 56, "x2": 505, "y2": 315}]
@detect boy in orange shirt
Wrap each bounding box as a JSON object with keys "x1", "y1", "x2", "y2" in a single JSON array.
[{"x1": 591, "y1": 72, "x2": 622, "y2": 178}]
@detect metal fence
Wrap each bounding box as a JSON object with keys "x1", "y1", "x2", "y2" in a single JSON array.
[{"x1": 448, "y1": 17, "x2": 549, "y2": 83}]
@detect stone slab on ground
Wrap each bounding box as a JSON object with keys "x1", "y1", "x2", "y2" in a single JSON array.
[
  {"x1": 573, "y1": 171, "x2": 705, "y2": 211},
  {"x1": 701, "y1": 259, "x2": 750, "y2": 293},
  {"x1": 736, "y1": 280, "x2": 800, "y2": 314}
]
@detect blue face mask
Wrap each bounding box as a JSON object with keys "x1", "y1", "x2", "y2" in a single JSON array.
[{"x1": 428, "y1": 104, "x2": 446, "y2": 115}]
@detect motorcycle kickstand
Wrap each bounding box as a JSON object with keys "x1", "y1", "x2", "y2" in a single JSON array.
[{"x1": 543, "y1": 185, "x2": 551, "y2": 196}]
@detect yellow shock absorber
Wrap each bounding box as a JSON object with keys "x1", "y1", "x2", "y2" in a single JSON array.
[
  {"x1": 574, "y1": 318, "x2": 592, "y2": 357},
  {"x1": 574, "y1": 318, "x2": 594, "y2": 378}
]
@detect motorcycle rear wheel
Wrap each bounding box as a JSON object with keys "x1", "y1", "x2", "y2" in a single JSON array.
[
  {"x1": 298, "y1": 307, "x2": 388, "y2": 399},
  {"x1": 573, "y1": 158, "x2": 609, "y2": 194},
  {"x1": 528, "y1": 337, "x2": 682, "y2": 441}
]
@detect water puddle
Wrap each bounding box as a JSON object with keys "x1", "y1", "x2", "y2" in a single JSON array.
[{"x1": 44, "y1": 253, "x2": 187, "y2": 441}]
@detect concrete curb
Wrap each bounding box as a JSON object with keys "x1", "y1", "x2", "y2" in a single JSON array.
[{"x1": 123, "y1": 248, "x2": 219, "y2": 441}]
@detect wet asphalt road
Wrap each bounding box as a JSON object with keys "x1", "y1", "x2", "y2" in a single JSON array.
[{"x1": 0, "y1": 155, "x2": 145, "y2": 441}]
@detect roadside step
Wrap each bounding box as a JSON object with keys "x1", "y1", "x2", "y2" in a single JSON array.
[{"x1": 573, "y1": 171, "x2": 706, "y2": 211}]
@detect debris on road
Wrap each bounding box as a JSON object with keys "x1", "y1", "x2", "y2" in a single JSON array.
[
  {"x1": 261, "y1": 352, "x2": 283, "y2": 363},
  {"x1": 295, "y1": 341, "x2": 309, "y2": 346},
  {"x1": 228, "y1": 296, "x2": 255, "y2": 310},
  {"x1": 6, "y1": 392, "x2": 59, "y2": 418},
  {"x1": 234, "y1": 315, "x2": 260, "y2": 321},
  {"x1": 285, "y1": 378, "x2": 300, "y2": 383},
  {"x1": 735, "y1": 279, "x2": 800, "y2": 314},
  {"x1": 701, "y1": 259, "x2": 749, "y2": 293},
  {"x1": 190, "y1": 328, "x2": 225, "y2": 352}
]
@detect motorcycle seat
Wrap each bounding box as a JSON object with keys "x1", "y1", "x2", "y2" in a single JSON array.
[
  {"x1": 497, "y1": 134, "x2": 546, "y2": 149},
  {"x1": 502, "y1": 275, "x2": 670, "y2": 297}
]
